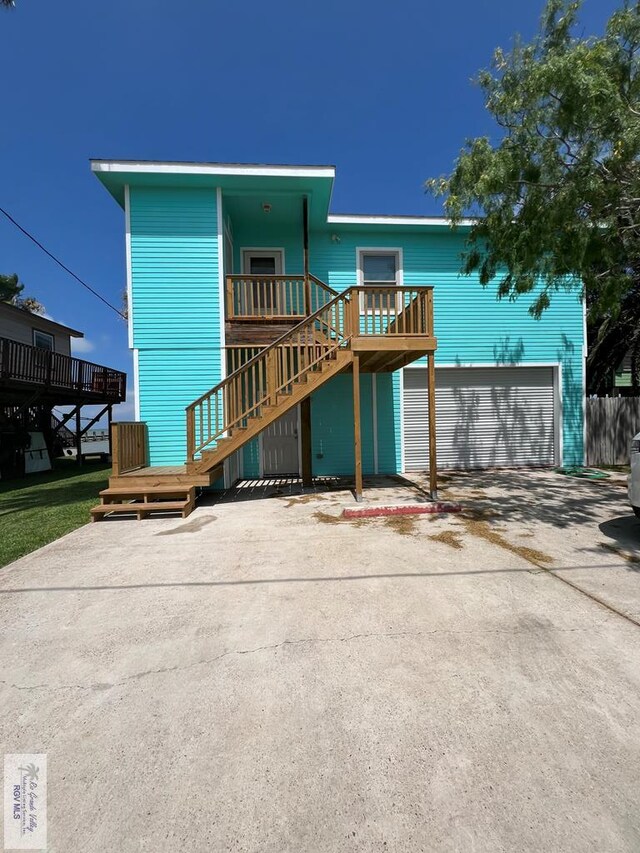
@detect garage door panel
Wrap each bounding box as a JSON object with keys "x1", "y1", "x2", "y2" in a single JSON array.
[{"x1": 403, "y1": 367, "x2": 556, "y2": 471}]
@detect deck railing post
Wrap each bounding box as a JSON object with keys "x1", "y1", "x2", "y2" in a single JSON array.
[
  {"x1": 0, "y1": 338, "x2": 9, "y2": 378},
  {"x1": 76, "y1": 360, "x2": 85, "y2": 394},
  {"x1": 349, "y1": 289, "x2": 360, "y2": 338},
  {"x1": 226, "y1": 276, "x2": 234, "y2": 320},
  {"x1": 304, "y1": 275, "x2": 312, "y2": 316},
  {"x1": 186, "y1": 408, "x2": 196, "y2": 461},
  {"x1": 266, "y1": 349, "x2": 278, "y2": 405}
]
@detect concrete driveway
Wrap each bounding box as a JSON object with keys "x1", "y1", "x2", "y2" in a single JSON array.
[{"x1": 1, "y1": 469, "x2": 640, "y2": 852}]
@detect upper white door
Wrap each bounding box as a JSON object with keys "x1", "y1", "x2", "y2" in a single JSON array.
[{"x1": 242, "y1": 250, "x2": 283, "y2": 276}]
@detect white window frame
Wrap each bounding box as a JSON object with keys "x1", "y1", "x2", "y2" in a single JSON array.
[
  {"x1": 356, "y1": 248, "x2": 403, "y2": 314},
  {"x1": 32, "y1": 329, "x2": 54, "y2": 351},
  {"x1": 241, "y1": 248, "x2": 285, "y2": 275}
]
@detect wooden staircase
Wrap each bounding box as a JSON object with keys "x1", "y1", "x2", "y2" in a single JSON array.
[
  {"x1": 91, "y1": 485, "x2": 196, "y2": 521},
  {"x1": 92, "y1": 280, "x2": 436, "y2": 519}
]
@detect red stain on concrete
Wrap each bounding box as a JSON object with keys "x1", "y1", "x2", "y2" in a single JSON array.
[{"x1": 343, "y1": 503, "x2": 462, "y2": 519}]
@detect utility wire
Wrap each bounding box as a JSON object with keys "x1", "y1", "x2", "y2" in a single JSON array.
[{"x1": 0, "y1": 205, "x2": 126, "y2": 320}]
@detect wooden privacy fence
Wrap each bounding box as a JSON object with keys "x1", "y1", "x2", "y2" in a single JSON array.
[
  {"x1": 586, "y1": 397, "x2": 640, "y2": 466},
  {"x1": 111, "y1": 422, "x2": 147, "y2": 475}
]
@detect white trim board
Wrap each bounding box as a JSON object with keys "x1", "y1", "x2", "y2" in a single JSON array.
[
  {"x1": 91, "y1": 160, "x2": 335, "y2": 179},
  {"x1": 330, "y1": 214, "x2": 475, "y2": 227},
  {"x1": 398, "y1": 369, "x2": 405, "y2": 474},
  {"x1": 133, "y1": 348, "x2": 140, "y2": 421},
  {"x1": 124, "y1": 184, "x2": 134, "y2": 349},
  {"x1": 218, "y1": 187, "x2": 231, "y2": 489},
  {"x1": 217, "y1": 188, "x2": 226, "y2": 373}
]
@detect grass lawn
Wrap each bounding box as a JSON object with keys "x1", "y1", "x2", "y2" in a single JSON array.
[{"x1": 0, "y1": 459, "x2": 110, "y2": 569}]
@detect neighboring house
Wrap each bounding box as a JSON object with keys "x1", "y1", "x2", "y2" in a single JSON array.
[
  {"x1": 0, "y1": 301, "x2": 79, "y2": 356},
  {"x1": 0, "y1": 301, "x2": 126, "y2": 476},
  {"x1": 90, "y1": 159, "x2": 585, "y2": 517},
  {"x1": 614, "y1": 351, "x2": 638, "y2": 396}
]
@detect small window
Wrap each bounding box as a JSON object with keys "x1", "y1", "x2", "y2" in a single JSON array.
[
  {"x1": 33, "y1": 330, "x2": 54, "y2": 351},
  {"x1": 361, "y1": 251, "x2": 400, "y2": 311}
]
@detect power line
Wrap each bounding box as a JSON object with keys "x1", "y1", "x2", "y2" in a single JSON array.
[{"x1": 0, "y1": 205, "x2": 126, "y2": 320}]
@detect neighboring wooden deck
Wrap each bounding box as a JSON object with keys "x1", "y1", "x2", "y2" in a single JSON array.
[{"x1": 0, "y1": 335, "x2": 126, "y2": 406}]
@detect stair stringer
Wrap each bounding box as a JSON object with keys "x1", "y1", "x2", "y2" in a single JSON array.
[{"x1": 188, "y1": 348, "x2": 353, "y2": 475}]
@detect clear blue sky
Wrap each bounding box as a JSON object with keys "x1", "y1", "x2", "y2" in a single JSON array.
[{"x1": 0, "y1": 0, "x2": 618, "y2": 418}]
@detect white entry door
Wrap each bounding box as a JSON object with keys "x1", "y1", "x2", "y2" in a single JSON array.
[{"x1": 262, "y1": 407, "x2": 300, "y2": 476}]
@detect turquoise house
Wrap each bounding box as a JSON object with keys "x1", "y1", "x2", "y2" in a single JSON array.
[{"x1": 92, "y1": 159, "x2": 585, "y2": 501}]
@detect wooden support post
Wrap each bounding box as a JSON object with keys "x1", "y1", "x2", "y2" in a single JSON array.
[
  {"x1": 186, "y1": 407, "x2": 196, "y2": 460},
  {"x1": 303, "y1": 196, "x2": 311, "y2": 314},
  {"x1": 428, "y1": 352, "x2": 438, "y2": 499},
  {"x1": 300, "y1": 397, "x2": 312, "y2": 487},
  {"x1": 107, "y1": 405, "x2": 113, "y2": 460},
  {"x1": 75, "y1": 405, "x2": 82, "y2": 466},
  {"x1": 349, "y1": 291, "x2": 360, "y2": 339},
  {"x1": 225, "y1": 276, "x2": 234, "y2": 320},
  {"x1": 353, "y1": 354, "x2": 363, "y2": 502},
  {"x1": 266, "y1": 349, "x2": 278, "y2": 406}
]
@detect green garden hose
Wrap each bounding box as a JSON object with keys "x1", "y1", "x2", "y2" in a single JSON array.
[{"x1": 554, "y1": 466, "x2": 610, "y2": 480}]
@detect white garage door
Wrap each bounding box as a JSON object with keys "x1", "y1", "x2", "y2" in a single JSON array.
[{"x1": 403, "y1": 366, "x2": 557, "y2": 471}]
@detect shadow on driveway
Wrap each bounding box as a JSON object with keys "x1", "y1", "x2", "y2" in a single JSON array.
[{"x1": 599, "y1": 515, "x2": 640, "y2": 557}]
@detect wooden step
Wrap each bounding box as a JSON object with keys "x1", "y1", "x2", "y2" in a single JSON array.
[
  {"x1": 91, "y1": 498, "x2": 194, "y2": 521},
  {"x1": 99, "y1": 486, "x2": 195, "y2": 504}
]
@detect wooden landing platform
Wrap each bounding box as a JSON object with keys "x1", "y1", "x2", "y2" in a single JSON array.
[{"x1": 109, "y1": 464, "x2": 221, "y2": 489}]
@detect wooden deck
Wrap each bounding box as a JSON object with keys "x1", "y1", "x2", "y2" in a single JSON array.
[
  {"x1": 0, "y1": 335, "x2": 126, "y2": 406},
  {"x1": 109, "y1": 464, "x2": 219, "y2": 489}
]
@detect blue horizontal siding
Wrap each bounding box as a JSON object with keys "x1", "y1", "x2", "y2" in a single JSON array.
[
  {"x1": 138, "y1": 349, "x2": 221, "y2": 466},
  {"x1": 130, "y1": 186, "x2": 221, "y2": 466},
  {"x1": 130, "y1": 187, "x2": 220, "y2": 349},
  {"x1": 231, "y1": 220, "x2": 303, "y2": 274},
  {"x1": 130, "y1": 191, "x2": 584, "y2": 472},
  {"x1": 310, "y1": 375, "x2": 375, "y2": 476},
  {"x1": 310, "y1": 228, "x2": 584, "y2": 467}
]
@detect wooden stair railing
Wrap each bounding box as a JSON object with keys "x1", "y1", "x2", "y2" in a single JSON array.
[
  {"x1": 186, "y1": 284, "x2": 434, "y2": 472},
  {"x1": 226, "y1": 274, "x2": 338, "y2": 321},
  {"x1": 187, "y1": 288, "x2": 353, "y2": 466}
]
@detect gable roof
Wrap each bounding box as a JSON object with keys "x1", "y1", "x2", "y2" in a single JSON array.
[{"x1": 0, "y1": 302, "x2": 83, "y2": 338}]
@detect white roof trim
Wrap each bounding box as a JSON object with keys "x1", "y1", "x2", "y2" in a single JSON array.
[
  {"x1": 91, "y1": 160, "x2": 336, "y2": 179},
  {"x1": 327, "y1": 214, "x2": 475, "y2": 227}
]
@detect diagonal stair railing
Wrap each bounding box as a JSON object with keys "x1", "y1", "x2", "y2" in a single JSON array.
[
  {"x1": 185, "y1": 284, "x2": 434, "y2": 466},
  {"x1": 186, "y1": 288, "x2": 353, "y2": 462}
]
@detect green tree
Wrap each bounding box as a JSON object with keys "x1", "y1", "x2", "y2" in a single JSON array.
[
  {"x1": 0, "y1": 273, "x2": 44, "y2": 314},
  {"x1": 427, "y1": 0, "x2": 640, "y2": 394}
]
